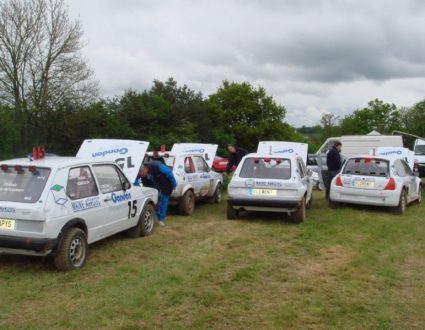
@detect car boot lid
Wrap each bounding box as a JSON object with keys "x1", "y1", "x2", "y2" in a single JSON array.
[
  {"x1": 257, "y1": 141, "x2": 308, "y2": 164},
  {"x1": 171, "y1": 143, "x2": 218, "y2": 168},
  {"x1": 370, "y1": 147, "x2": 415, "y2": 171},
  {"x1": 76, "y1": 139, "x2": 149, "y2": 181}
]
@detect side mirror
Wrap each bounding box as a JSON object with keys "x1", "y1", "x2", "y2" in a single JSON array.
[
  {"x1": 122, "y1": 181, "x2": 131, "y2": 191},
  {"x1": 307, "y1": 169, "x2": 313, "y2": 176},
  {"x1": 414, "y1": 168, "x2": 420, "y2": 177}
]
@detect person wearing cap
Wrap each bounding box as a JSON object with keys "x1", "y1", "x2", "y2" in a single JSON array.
[
  {"x1": 326, "y1": 141, "x2": 342, "y2": 199},
  {"x1": 225, "y1": 144, "x2": 248, "y2": 174},
  {"x1": 134, "y1": 160, "x2": 177, "y2": 226}
]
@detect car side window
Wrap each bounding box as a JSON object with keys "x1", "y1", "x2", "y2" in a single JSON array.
[
  {"x1": 66, "y1": 166, "x2": 98, "y2": 200},
  {"x1": 184, "y1": 157, "x2": 195, "y2": 174},
  {"x1": 394, "y1": 160, "x2": 407, "y2": 177},
  {"x1": 92, "y1": 164, "x2": 125, "y2": 193},
  {"x1": 193, "y1": 156, "x2": 208, "y2": 173},
  {"x1": 401, "y1": 160, "x2": 413, "y2": 176},
  {"x1": 297, "y1": 160, "x2": 305, "y2": 178}
]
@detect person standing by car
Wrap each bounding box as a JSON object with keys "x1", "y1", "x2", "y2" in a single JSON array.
[
  {"x1": 225, "y1": 144, "x2": 248, "y2": 174},
  {"x1": 134, "y1": 160, "x2": 177, "y2": 226},
  {"x1": 326, "y1": 141, "x2": 342, "y2": 199}
]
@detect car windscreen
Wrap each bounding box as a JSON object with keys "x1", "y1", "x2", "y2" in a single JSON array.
[
  {"x1": 239, "y1": 158, "x2": 291, "y2": 180},
  {"x1": 414, "y1": 145, "x2": 425, "y2": 156},
  {"x1": 0, "y1": 165, "x2": 51, "y2": 203},
  {"x1": 343, "y1": 158, "x2": 389, "y2": 177}
]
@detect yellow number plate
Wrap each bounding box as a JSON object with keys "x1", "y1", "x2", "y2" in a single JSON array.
[
  {"x1": 354, "y1": 181, "x2": 374, "y2": 189},
  {"x1": 249, "y1": 189, "x2": 277, "y2": 196},
  {"x1": 0, "y1": 218, "x2": 16, "y2": 231}
]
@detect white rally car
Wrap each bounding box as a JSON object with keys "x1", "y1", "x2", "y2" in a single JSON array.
[
  {"x1": 227, "y1": 141, "x2": 313, "y2": 222},
  {"x1": 145, "y1": 143, "x2": 223, "y2": 215},
  {"x1": 0, "y1": 140, "x2": 158, "y2": 271},
  {"x1": 329, "y1": 147, "x2": 422, "y2": 213}
]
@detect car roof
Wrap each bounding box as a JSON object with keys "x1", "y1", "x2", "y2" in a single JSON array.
[
  {"x1": 146, "y1": 151, "x2": 204, "y2": 157},
  {"x1": 346, "y1": 155, "x2": 394, "y2": 162},
  {"x1": 0, "y1": 156, "x2": 116, "y2": 169},
  {"x1": 243, "y1": 152, "x2": 301, "y2": 160}
]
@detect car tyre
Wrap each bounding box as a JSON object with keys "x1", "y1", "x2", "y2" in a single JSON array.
[
  {"x1": 291, "y1": 197, "x2": 306, "y2": 223},
  {"x1": 54, "y1": 227, "x2": 88, "y2": 272},
  {"x1": 226, "y1": 202, "x2": 238, "y2": 220},
  {"x1": 178, "y1": 190, "x2": 195, "y2": 215},
  {"x1": 394, "y1": 189, "x2": 407, "y2": 214},
  {"x1": 209, "y1": 183, "x2": 222, "y2": 204},
  {"x1": 127, "y1": 203, "x2": 156, "y2": 238}
]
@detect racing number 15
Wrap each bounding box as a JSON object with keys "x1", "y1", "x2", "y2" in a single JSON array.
[{"x1": 127, "y1": 200, "x2": 137, "y2": 218}]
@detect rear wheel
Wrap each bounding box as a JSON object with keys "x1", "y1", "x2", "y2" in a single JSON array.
[
  {"x1": 394, "y1": 189, "x2": 407, "y2": 214},
  {"x1": 290, "y1": 197, "x2": 306, "y2": 223},
  {"x1": 127, "y1": 203, "x2": 156, "y2": 237},
  {"x1": 178, "y1": 190, "x2": 195, "y2": 215},
  {"x1": 226, "y1": 202, "x2": 238, "y2": 220},
  {"x1": 54, "y1": 228, "x2": 88, "y2": 272}
]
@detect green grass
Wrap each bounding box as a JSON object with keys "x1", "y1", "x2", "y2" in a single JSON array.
[{"x1": 1, "y1": 191, "x2": 425, "y2": 329}]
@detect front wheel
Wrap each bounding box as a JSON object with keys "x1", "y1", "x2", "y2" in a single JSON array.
[
  {"x1": 54, "y1": 228, "x2": 88, "y2": 272},
  {"x1": 209, "y1": 184, "x2": 222, "y2": 204},
  {"x1": 127, "y1": 203, "x2": 156, "y2": 237},
  {"x1": 178, "y1": 190, "x2": 195, "y2": 216}
]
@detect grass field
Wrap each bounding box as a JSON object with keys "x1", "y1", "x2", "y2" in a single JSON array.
[{"x1": 1, "y1": 191, "x2": 425, "y2": 329}]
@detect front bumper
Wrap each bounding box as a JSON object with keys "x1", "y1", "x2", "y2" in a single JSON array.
[{"x1": 0, "y1": 235, "x2": 57, "y2": 256}]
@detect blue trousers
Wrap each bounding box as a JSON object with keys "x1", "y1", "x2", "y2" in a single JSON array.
[{"x1": 157, "y1": 193, "x2": 170, "y2": 221}]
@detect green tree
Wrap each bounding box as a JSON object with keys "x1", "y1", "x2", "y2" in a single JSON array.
[{"x1": 405, "y1": 100, "x2": 425, "y2": 138}]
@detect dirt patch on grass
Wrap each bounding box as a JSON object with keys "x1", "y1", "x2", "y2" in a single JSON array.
[{"x1": 294, "y1": 245, "x2": 355, "y2": 282}]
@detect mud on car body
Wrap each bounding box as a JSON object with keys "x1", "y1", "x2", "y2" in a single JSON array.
[
  {"x1": 145, "y1": 143, "x2": 223, "y2": 215},
  {"x1": 227, "y1": 141, "x2": 313, "y2": 223},
  {"x1": 0, "y1": 140, "x2": 158, "y2": 271}
]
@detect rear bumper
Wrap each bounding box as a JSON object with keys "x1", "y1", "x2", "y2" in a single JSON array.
[
  {"x1": 330, "y1": 187, "x2": 400, "y2": 207},
  {"x1": 0, "y1": 235, "x2": 57, "y2": 256},
  {"x1": 228, "y1": 197, "x2": 299, "y2": 209}
]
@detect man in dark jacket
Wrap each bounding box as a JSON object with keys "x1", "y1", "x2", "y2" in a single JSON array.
[
  {"x1": 325, "y1": 141, "x2": 342, "y2": 198},
  {"x1": 134, "y1": 160, "x2": 177, "y2": 226},
  {"x1": 225, "y1": 144, "x2": 248, "y2": 174}
]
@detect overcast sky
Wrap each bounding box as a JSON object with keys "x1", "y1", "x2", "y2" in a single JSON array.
[{"x1": 68, "y1": 0, "x2": 425, "y2": 127}]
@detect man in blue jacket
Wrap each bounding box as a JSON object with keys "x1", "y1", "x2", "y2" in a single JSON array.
[{"x1": 134, "y1": 160, "x2": 177, "y2": 226}]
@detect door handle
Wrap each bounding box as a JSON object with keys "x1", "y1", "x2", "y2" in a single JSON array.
[{"x1": 104, "y1": 197, "x2": 112, "y2": 202}]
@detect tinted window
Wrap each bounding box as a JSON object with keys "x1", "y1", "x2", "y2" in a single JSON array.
[
  {"x1": 66, "y1": 166, "x2": 98, "y2": 200},
  {"x1": 92, "y1": 165, "x2": 125, "y2": 193},
  {"x1": 193, "y1": 156, "x2": 208, "y2": 173},
  {"x1": 414, "y1": 145, "x2": 425, "y2": 155},
  {"x1": 184, "y1": 157, "x2": 195, "y2": 174},
  {"x1": 0, "y1": 165, "x2": 50, "y2": 203},
  {"x1": 297, "y1": 160, "x2": 305, "y2": 178},
  {"x1": 343, "y1": 158, "x2": 389, "y2": 177},
  {"x1": 239, "y1": 158, "x2": 291, "y2": 180},
  {"x1": 393, "y1": 159, "x2": 408, "y2": 177},
  {"x1": 401, "y1": 160, "x2": 413, "y2": 176}
]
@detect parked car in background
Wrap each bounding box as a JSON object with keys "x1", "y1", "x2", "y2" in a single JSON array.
[
  {"x1": 212, "y1": 156, "x2": 235, "y2": 173},
  {"x1": 0, "y1": 140, "x2": 158, "y2": 271},
  {"x1": 145, "y1": 143, "x2": 223, "y2": 215},
  {"x1": 227, "y1": 141, "x2": 313, "y2": 223},
  {"x1": 329, "y1": 152, "x2": 422, "y2": 213}
]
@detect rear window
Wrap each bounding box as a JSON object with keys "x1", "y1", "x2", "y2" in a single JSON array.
[
  {"x1": 239, "y1": 158, "x2": 291, "y2": 180},
  {"x1": 343, "y1": 158, "x2": 389, "y2": 177},
  {"x1": 0, "y1": 165, "x2": 51, "y2": 203},
  {"x1": 414, "y1": 145, "x2": 425, "y2": 156}
]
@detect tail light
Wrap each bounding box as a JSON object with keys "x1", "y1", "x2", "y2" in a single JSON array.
[
  {"x1": 14, "y1": 165, "x2": 23, "y2": 173},
  {"x1": 1, "y1": 164, "x2": 8, "y2": 172},
  {"x1": 335, "y1": 175, "x2": 343, "y2": 186},
  {"x1": 384, "y1": 177, "x2": 396, "y2": 190}
]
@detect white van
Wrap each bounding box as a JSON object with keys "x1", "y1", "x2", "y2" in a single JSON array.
[{"x1": 414, "y1": 139, "x2": 425, "y2": 177}]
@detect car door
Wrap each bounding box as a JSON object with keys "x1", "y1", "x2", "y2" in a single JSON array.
[
  {"x1": 183, "y1": 156, "x2": 201, "y2": 196},
  {"x1": 92, "y1": 164, "x2": 136, "y2": 237},
  {"x1": 297, "y1": 158, "x2": 313, "y2": 202},
  {"x1": 65, "y1": 166, "x2": 105, "y2": 242},
  {"x1": 193, "y1": 156, "x2": 212, "y2": 197}
]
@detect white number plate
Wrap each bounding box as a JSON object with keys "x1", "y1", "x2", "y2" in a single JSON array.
[
  {"x1": 354, "y1": 181, "x2": 375, "y2": 189},
  {"x1": 0, "y1": 218, "x2": 16, "y2": 231},
  {"x1": 249, "y1": 189, "x2": 277, "y2": 196}
]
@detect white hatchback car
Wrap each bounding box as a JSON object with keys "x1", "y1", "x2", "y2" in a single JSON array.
[
  {"x1": 0, "y1": 140, "x2": 158, "y2": 271},
  {"x1": 145, "y1": 143, "x2": 223, "y2": 215},
  {"x1": 329, "y1": 153, "x2": 422, "y2": 213},
  {"x1": 227, "y1": 142, "x2": 313, "y2": 222}
]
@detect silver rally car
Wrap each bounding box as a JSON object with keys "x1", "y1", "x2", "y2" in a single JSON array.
[
  {"x1": 145, "y1": 143, "x2": 223, "y2": 215},
  {"x1": 329, "y1": 147, "x2": 422, "y2": 213},
  {"x1": 227, "y1": 142, "x2": 313, "y2": 222},
  {"x1": 0, "y1": 140, "x2": 158, "y2": 271}
]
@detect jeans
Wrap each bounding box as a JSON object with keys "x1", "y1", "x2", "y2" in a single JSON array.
[
  {"x1": 157, "y1": 192, "x2": 170, "y2": 222},
  {"x1": 325, "y1": 170, "x2": 339, "y2": 198}
]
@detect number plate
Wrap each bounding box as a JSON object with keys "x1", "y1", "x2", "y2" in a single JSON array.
[
  {"x1": 354, "y1": 181, "x2": 375, "y2": 189},
  {"x1": 249, "y1": 189, "x2": 277, "y2": 196},
  {"x1": 0, "y1": 218, "x2": 16, "y2": 231}
]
